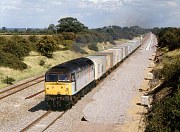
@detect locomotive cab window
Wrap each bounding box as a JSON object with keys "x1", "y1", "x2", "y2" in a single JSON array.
[
  {"x1": 46, "y1": 74, "x2": 58, "y2": 82},
  {"x1": 58, "y1": 74, "x2": 70, "y2": 81},
  {"x1": 46, "y1": 74, "x2": 70, "y2": 82}
]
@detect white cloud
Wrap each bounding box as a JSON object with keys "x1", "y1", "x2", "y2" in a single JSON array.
[
  {"x1": 0, "y1": 0, "x2": 180, "y2": 28},
  {"x1": 0, "y1": 0, "x2": 22, "y2": 13},
  {"x1": 88, "y1": 0, "x2": 111, "y2": 3}
]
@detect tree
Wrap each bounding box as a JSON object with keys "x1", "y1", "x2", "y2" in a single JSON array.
[
  {"x1": 36, "y1": 36, "x2": 58, "y2": 58},
  {"x1": 48, "y1": 24, "x2": 56, "y2": 34},
  {"x1": 158, "y1": 28, "x2": 180, "y2": 50},
  {"x1": 56, "y1": 17, "x2": 88, "y2": 33},
  {"x1": 2, "y1": 27, "x2": 7, "y2": 32}
]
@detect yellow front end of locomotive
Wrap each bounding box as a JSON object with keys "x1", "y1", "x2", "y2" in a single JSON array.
[{"x1": 45, "y1": 82, "x2": 72, "y2": 96}]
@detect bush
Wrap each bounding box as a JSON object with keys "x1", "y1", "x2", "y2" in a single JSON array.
[
  {"x1": 161, "y1": 57, "x2": 180, "y2": 82},
  {"x1": 2, "y1": 36, "x2": 31, "y2": 60},
  {"x1": 62, "y1": 32, "x2": 77, "y2": 40},
  {"x1": 29, "y1": 35, "x2": 38, "y2": 43},
  {"x1": 157, "y1": 28, "x2": 180, "y2": 51},
  {"x1": 61, "y1": 40, "x2": 73, "y2": 50},
  {"x1": 39, "y1": 59, "x2": 45, "y2": 66},
  {"x1": 88, "y1": 43, "x2": 98, "y2": 51},
  {"x1": 145, "y1": 87, "x2": 180, "y2": 132},
  {"x1": 36, "y1": 36, "x2": 58, "y2": 58},
  {"x1": 0, "y1": 52, "x2": 27, "y2": 70},
  {"x1": 2, "y1": 76, "x2": 15, "y2": 84}
]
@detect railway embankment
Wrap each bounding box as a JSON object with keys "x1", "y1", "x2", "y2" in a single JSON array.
[
  {"x1": 143, "y1": 27, "x2": 180, "y2": 131},
  {"x1": 144, "y1": 48, "x2": 180, "y2": 131}
]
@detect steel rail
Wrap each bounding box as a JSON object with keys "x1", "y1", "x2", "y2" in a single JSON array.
[
  {"x1": 42, "y1": 111, "x2": 67, "y2": 132},
  {"x1": 21, "y1": 110, "x2": 52, "y2": 132},
  {"x1": 25, "y1": 90, "x2": 45, "y2": 99},
  {"x1": 0, "y1": 76, "x2": 44, "y2": 100}
]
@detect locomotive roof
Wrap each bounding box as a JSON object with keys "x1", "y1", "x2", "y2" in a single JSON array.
[{"x1": 46, "y1": 57, "x2": 93, "y2": 74}]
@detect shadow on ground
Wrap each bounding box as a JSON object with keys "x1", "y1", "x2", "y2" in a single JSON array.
[
  {"x1": 28, "y1": 101, "x2": 65, "y2": 112},
  {"x1": 28, "y1": 101, "x2": 48, "y2": 112}
]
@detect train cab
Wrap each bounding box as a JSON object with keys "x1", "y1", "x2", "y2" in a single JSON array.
[{"x1": 44, "y1": 57, "x2": 94, "y2": 108}]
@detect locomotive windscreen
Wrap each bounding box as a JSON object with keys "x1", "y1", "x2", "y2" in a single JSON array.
[{"x1": 46, "y1": 73, "x2": 70, "y2": 82}]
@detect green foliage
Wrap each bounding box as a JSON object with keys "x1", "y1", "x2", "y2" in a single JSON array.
[
  {"x1": 2, "y1": 27, "x2": 7, "y2": 32},
  {"x1": 52, "y1": 34, "x2": 64, "y2": 44},
  {"x1": 0, "y1": 36, "x2": 31, "y2": 70},
  {"x1": 39, "y1": 59, "x2": 45, "y2": 66},
  {"x1": 145, "y1": 28, "x2": 180, "y2": 131},
  {"x1": 57, "y1": 17, "x2": 88, "y2": 33},
  {"x1": 62, "y1": 32, "x2": 77, "y2": 40},
  {"x1": 161, "y1": 57, "x2": 180, "y2": 82},
  {"x1": 29, "y1": 35, "x2": 38, "y2": 43},
  {"x1": 2, "y1": 76, "x2": 15, "y2": 84},
  {"x1": 2, "y1": 36, "x2": 31, "y2": 60},
  {"x1": 61, "y1": 40, "x2": 73, "y2": 50},
  {"x1": 156, "y1": 28, "x2": 180, "y2": 51},
  {"x1": 0, "y1": 37, "x2": 8, "y2": 49},
  {"x1": 0, "y1": 52, "x2": 27, "y2": 70},
  {"x1": 88, "y1": 43, "x2": 98, "y2": 51},
  {"x1": 48, "y1": 24, "x2": 56, "y2": 34},
  {"x1": 93, "y1": 26, "x2": 147, "y2": 41},
  {"x1": 36, "y1": 36, "x2": 58, "y2": 58},
  {"x1": 145, "y1": 87, "x2": 180, "y2": 132}
]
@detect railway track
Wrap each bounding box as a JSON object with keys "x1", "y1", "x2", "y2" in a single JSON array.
[
  {"x1": 0, "y1": 75, "x2": 44, "y2": 100},
  {"x1": 25, "y1": 90, "x2": 45, "y2": 99},
  {"x1": 21, "y1": 110, "x2": 52, "y2": 132},
  {"x1": 42, "y1": 110, "x2": 67, "y2": 132},
  {"x1": 21, "y1": 110, "x2": 67, "y2": 132}
]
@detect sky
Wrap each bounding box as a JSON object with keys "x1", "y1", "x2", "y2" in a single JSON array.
[{"x1": 0, "y1": 0, "x2": 180, "y2": 29}]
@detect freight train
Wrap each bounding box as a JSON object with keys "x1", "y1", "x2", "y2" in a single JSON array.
[{"x1": 45, "y1": 39, "x2": 141, "y2": 109}]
